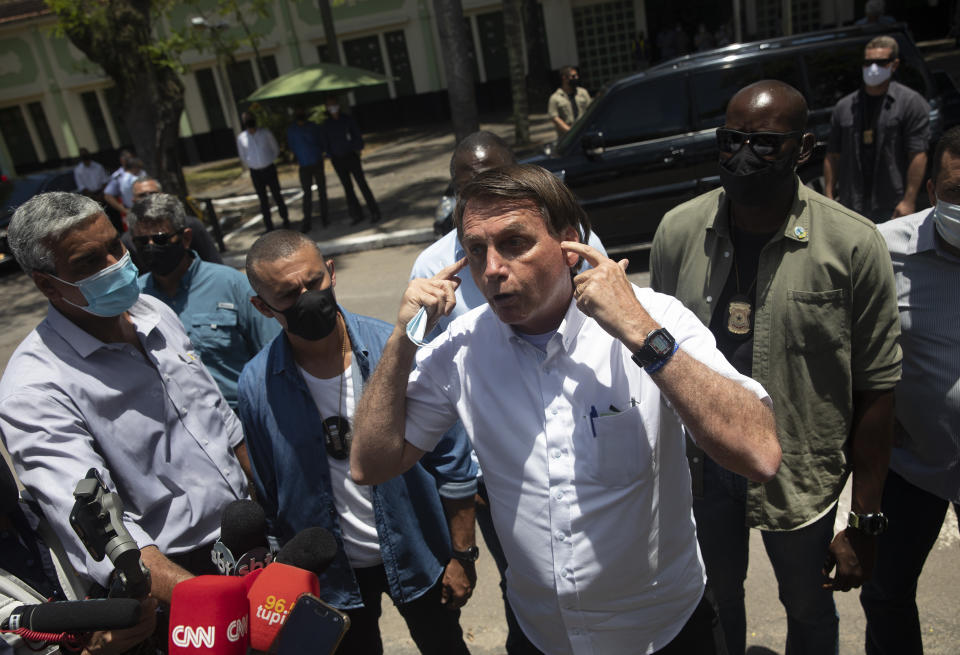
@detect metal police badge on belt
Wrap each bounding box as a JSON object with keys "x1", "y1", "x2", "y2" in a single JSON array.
[{"x1": 726, "y1": 294, "x2": 753, "y2": 338}]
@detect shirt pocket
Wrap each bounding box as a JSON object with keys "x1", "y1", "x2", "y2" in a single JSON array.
[
  {"x1": 784, "y1": 289, "x2": 849, "y2": 354},
  {"x1": 188, "y1": 308, "x2": 241, "y2": 352},
  {"x1": 586, "y1": 405, "x2": 649, "y2": 487}
]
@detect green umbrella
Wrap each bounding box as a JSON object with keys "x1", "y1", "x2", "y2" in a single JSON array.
[{"x1": 244, "y1": 64, "x2": 390, "y2": 106}]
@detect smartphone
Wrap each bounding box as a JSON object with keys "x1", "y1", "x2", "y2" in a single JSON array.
[{"x1": 268, "y1": 593, "x2": 350, "y2": 655}]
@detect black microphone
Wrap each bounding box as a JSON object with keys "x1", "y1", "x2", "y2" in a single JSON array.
[
  {"x1": 275, "y1": 527, "x2": 338, "y2": 578},
  {"x1": 211, "y1": 500, "x2": 273, "y2": 576},
  {"x1": 2, "y1": 598, "x2": 141, "y2": 633},
  {"x1": 70, "y1": 469, "x2": 151, "y2": 599}
]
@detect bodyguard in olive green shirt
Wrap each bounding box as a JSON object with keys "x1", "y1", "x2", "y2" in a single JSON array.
[{"x1": 651, "y1": 81, "x2": 901, "y2": 655}]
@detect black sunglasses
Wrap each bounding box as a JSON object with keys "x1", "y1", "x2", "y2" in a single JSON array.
[
  {"x1": 863, "y1": 57, "x2": 894, "y2": 67},
  {"x1": 132, "y1": 228, "x2": 184, "y2": 248},
  {"x1": 716, "y1": 128, "x2": 803, "y2": 158}
]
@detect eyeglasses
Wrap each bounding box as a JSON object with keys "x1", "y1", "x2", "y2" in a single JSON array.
[
  {"x1": 132, "y1": 229, "x2": 184, "y2": 248},
  {"x1": 716, "y1": 128, "x2": 803, "y2": 158},
  {"x1": 863, "y1": 57, "x2": 894, "y2": 67}
]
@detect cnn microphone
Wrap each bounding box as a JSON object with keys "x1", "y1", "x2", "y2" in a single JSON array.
[
  {"x1": 168, "y1": 576, "x2": 249, "y2": 654},
  {"x1": 211, "y1": 499, "x2": 273, "y2": 576},
  {"x1": 246, "y1": 563, "x2": 322, "y2": 652},
  {"x1": 2, "y1": 598, "x2": 141, "y2": 633},
  {"x1": 275, "y1": 527, "x2": 338, "y2": 577}
]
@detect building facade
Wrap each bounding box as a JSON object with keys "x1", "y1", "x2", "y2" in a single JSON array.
[{"x1": 0, "y1": 0, "x2": 906, "y2": 176}]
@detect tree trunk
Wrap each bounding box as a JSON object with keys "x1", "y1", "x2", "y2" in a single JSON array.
[
  {"x1": 317, "y1": 0, "x2": 341, "y2": 64},
  {"x1": 522, "y1": 0, "x2": 553, "y2": 108},
  {"x1": 503, "y1": 0, "x2": 529, "y2": 145},
  {"x1": 49, "y1": 0, "x2": 186, "y2": 196},
  {"x1": 432, "y1": 0, "x2": 479, "y2": 143}
]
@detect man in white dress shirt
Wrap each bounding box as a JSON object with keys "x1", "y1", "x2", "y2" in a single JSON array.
[
  {"x1": 236, "y1": 112, "x2": 290, "y2": 231},
  {"x1": 73, "y1": 148, "x2": 109, "y2": 196},
  {"x1": 351, "y1": 164, "x2": 782, "y2": 655}
]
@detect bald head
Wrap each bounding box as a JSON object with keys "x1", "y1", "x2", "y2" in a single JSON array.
[
  {"x1": 727, "y1": 80, "x2": 808, "y2": 133},
  {"x1": 246, "y1": 229, "x2": 324, "y2": 297},
  {"x1": 450, "y1": 131, "x2": 516, "y2": 193}
]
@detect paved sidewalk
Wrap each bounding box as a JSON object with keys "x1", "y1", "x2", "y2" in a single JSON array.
[{"x1": 187, "y1": 113, "x2": 558, "y2": 268}]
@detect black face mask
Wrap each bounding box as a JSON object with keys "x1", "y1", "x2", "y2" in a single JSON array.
[
  {"x1": 141, "y1": 242, "x2": 186, "y2": 277},
  {"x1": 718, "y1": 145, "x2": 797, "y2": 207},
  {"x1": 279, "y1": 287, "x2": 339, "y2": 341},
  {"x1": 244, "y1": 119, "x2": 257, "y2": 129}
]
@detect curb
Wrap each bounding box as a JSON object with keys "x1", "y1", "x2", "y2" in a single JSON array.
[{"x1": 221, "y1": 226, "x2": 436, "y2": 267}]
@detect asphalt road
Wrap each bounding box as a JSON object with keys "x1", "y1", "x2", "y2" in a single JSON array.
[{"x1": 2, "y1": 243, "x2": 956, "y2": 654}]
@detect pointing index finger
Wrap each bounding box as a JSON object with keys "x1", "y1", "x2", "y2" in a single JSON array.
[
  {"x1": 561, "y1": 240, "x2": 603, "y2": 267},
  {"x1": 434, "y1": 257, "x2": 468, "y2": 281}
]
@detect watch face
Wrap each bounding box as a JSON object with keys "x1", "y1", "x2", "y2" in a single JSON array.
[{"x1": 649, "y1": 332, "x2": 673, "y2": 356}]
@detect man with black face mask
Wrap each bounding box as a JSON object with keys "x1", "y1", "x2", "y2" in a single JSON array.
[
  {"x1": 651, "y1": 80, "x2": 902, "y2": 655},
  {"x1": 131, "y1": 193, "x2": 279, "y2": 408},
  {"x1": 238, "y1": 230, "x2": 478, "y2": 655}
]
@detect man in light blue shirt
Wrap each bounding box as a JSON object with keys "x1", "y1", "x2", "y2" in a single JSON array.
[
  {"x1": 131, "y1": 193, "x2": 280, "y2": 407},
  {"x1": 0, "y1": 192, "x2": 249, "y2": 604}
]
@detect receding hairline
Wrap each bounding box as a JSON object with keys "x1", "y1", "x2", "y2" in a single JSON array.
[
  {"x1": 245, "y1": 230, "x2": 325, "y2": 295},
  {"x1": 450, "y1": 131, "x2": 515, "y2": 178}
]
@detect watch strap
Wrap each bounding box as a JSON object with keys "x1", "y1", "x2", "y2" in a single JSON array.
[{"x1": 451, "y1": 546, "x2": 479, "y2": 562}]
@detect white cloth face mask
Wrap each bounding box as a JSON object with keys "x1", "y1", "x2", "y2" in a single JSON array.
[
  {"x1": 862, "y1": 63, "x2": 892, "y2": 87},
  {"x1": 933, "y1": 197, "x2": 960, "y2": 250}
]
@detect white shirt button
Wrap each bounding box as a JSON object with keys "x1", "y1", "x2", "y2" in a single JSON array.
[
  {"x1": 555, "y1": 490, "x2": 564, "y2": 501},
  {"x1": 551, "y1": 448, "x2": 562, "y2": 459},
  {"x1": 551, "y1": 408, "x2": 558, "y2": 416},
  {"x1": 706, "y1": 295, "x2": 713, "y2": 303},
  {"x1": 555, "y1": 531, "x2": 566, "y2": 542},
  {"x1": 202, "y1": 439, "x2": 209, "y2": 446},
  {"x1": 723, "y1": 251, "x2": 730, "y2": 257},
  {"x1": 561, "y1": 567, "x2": 571, "y2": 578}
]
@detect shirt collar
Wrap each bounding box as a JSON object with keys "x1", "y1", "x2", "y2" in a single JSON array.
[
  {"x1": 707, "y1": 176, "x2": 811, "y2": 245},
  {"x1": 44, "y1": 296, "x2": 160, "y2": 359},
  {"x1": 141, "y1": 251, "x2": 200, "y2": 298},
  {"x1": 270, "y1": 305, "x2": 370, "y2": 378},
  {"x1": 498, "y1": 294, "x2": 586, "y2": 356}
]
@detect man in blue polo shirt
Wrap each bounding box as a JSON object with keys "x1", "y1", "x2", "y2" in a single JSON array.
[
  {"x1": 131, "y1": 193, "x2": 279, "y2": 407},
  {"x1": 287, "y1": 107, "x2": 328, "y2": 233}
]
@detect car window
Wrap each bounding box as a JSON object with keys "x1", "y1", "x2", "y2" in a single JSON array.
[
  {"x1": 803, "y1": 37, "x2": 929, "y2": 111},
  {"x1": 761, "y1": 54, "x2": 806, "y2": 97},
  {"x1": 586, "y1": 75, "x2": 690, "y2": 146},
  {"x1": 44, "y1": 172, "x2": 78, "y2": 193},
  {"x1": 691, "y1": 63, "x2": 763, "y2": 129}
]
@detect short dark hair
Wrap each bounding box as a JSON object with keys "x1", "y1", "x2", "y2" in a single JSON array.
[
  {"x1": 865, "y1": 35, "x2": 899, "y2": 60},
  {"x1": 454, "y1": 164, "x2": 591, "y2": 243},
  {"x1": 560, "y1": 65, "x2": 578, "y2": 78},
  {"x1": 931, "y1": 125, "x2": 960, "y2": 186},
  {"x1": 246, "y1": 229, "x2": 324, "y2": 297}
]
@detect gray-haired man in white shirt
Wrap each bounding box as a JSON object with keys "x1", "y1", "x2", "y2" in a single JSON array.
[{"x1": 351, "y1": 164, "x2": 781, "y2": 655}]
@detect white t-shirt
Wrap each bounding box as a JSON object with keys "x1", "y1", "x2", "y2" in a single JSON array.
[{"x1": 298, "y1": 363, "x2": 382, "y2": 568}]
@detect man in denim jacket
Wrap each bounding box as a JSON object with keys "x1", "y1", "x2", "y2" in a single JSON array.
[{"x1": 237, "y1": 230, "x2": 476, "y2": 655}]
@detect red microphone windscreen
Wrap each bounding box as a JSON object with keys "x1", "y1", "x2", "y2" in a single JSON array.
[
  {"x1": 246, "y1": 562, "x2": 322, "y2": 652},
  {"x1": 168, "y1": 576, "x2": 249, "y2": 654}
]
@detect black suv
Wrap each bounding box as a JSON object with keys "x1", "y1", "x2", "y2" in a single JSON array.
[{"x1": 522, "y1": 23, "x2": 960, "y2": 249}]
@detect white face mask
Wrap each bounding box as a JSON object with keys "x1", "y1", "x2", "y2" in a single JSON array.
[
  {"x1": 933, "y1": 197, "x2": 960, "y2": 250},
  {"x1": 862, "y1": 63, "x2": 892, "y2": 87}
]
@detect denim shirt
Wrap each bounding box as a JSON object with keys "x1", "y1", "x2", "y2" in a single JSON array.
[{"x1": 237, "y1": 307, "x2": 477, "y2": 608}]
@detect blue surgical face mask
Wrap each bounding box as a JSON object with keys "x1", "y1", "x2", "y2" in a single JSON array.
[
  {"x1": 933, "y1": 197, "x2": 960, "y2": 250},
  {"x1": 51, "y1": 251, "x2": 140, "y2": 317}
]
